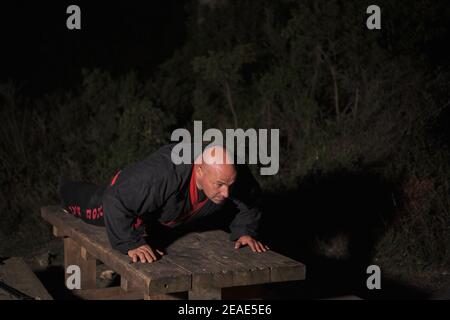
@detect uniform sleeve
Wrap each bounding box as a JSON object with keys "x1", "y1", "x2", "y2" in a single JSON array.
[
  {"x1": 103, "y1": 172, "x2": 168, "y2": 255},
  {"x1": 228, "y1": 165, "x2": 263, "y2": 241}
]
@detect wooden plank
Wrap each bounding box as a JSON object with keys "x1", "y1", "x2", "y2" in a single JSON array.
[
  {"x1": 163, "y1": 233, "x2": 236, "y2": 289},
  {"x1": 42, "y1": 206, "x2": 191, "y2": 296},
  {"x1": 53, "y1": 226, "x2": 66, "y2": 237},
  {"x1": 64, "y1": 237, "x2": 80, "y2": 285},
  {"x1": 120, "y1": 277, "x2": 140, "y2": 292},
  {"x1": 234, "y1": 247, "x2": 306, "y2": 283},
  {"x1": 163, "y1": 231, "x2": 269, "y2": 292},
  {"x1": 130, "y1": 256, "x2": 190, "y2": 295},
  {"x1": 81, "y1": 246, "x2": 95, "y2": 261},
  {"x1": 73, "y1": 286, "x2": 143, "y2": 300},
  {"x1": 144, "y1": 292, "x2": 186, "y2": 300},
  {"x1": 0, "y1": 257, "x2": 53, "y2": 300},
  {"x1": 64, "y1": 237, "x2": 97, "y2": 290},
  {"x1": 196, "y1": 230, "x2": 306, "y2": 283},
  {"x1": 179, "y1": 232, "x2": 271, "y2": 299},
  {"x1": 192, "y1": 231, "x2": 271, "y2": 285},
  {"x1": 188, "y1": 285, "x2": 222, "y2": 300}
]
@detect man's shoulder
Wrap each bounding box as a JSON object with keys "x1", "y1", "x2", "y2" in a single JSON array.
[{"x1": 121, "y1": 144, "x2": 192, "y2": 186}]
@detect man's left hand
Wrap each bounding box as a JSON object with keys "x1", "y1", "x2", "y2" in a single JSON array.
[{"x1": 234, "y1": 235, "x2": 269, "y2": 253}]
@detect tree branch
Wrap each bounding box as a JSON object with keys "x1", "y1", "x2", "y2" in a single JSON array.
[{"x1": 223, "y1": 80, "x2": 238, "y2": 128}]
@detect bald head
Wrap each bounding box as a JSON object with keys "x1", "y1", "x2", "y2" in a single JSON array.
[
  {"x1": 194, "y1": 146, "x2": 237, "y2": 204},
  {"x1": 194, "y1": 145, "x2": 233, "y2": 165}
]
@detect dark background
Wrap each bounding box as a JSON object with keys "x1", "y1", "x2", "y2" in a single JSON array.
[
  {"x1": 0, "y1": 1, "x2": 449, "y2": 299},
  {"x1": 0, "y1": 1, "x2": 187, "y2": 95}
]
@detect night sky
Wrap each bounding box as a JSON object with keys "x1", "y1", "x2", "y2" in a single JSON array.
[{"x1": 1, "y1": 2, "x2": 449, "y2": 96}]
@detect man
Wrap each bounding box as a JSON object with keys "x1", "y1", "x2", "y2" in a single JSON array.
[{"x1": 59, "y1": 143, "x2": 268, "y2": 263}]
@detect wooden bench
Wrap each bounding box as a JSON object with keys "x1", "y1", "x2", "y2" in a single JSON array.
[
  {"x1": 0, "y1": 257, "x2": 53, "y2": 300},
  {"x1": 41, "y1": 205, "x2": 306, "y2": 300}
]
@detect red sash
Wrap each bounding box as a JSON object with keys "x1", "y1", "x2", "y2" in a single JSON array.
[{"x1": 161, "y1": 165, "x2": 208, "y2": 226}]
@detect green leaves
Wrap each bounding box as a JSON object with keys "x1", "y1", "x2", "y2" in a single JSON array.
[{"x1": 193, "y1": 44, "x2": 256, "y2": 84}]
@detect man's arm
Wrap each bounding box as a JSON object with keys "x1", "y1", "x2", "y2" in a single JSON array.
[
  {"x1": 228, "y1": 197, "x2": 261, "y2": 241},
  {"x1": 228, "y1": 165, "x2": 266, "y2": 252},
  {"x1": 103, "y1": 167, "x2": 170, "y2": 257}
]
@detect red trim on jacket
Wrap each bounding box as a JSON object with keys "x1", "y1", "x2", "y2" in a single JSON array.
[
  {"x1": 111, "y1": 166, "x2": 207, "y2": 229},
  {"x1": 110, "y1": 170, "x2": 121, "y2": 186},
  {"x1": 161, "y1": 165, "x2": 207, "y2": 226}
]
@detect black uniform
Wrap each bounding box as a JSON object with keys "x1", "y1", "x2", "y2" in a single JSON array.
[{"x1": 59, "y1": 143, "x2": 262, "y2": 255}]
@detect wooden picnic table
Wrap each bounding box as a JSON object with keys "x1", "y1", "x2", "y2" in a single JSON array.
[{"x1": 41, "y1": 205, "x2": 305, "y2": 300}]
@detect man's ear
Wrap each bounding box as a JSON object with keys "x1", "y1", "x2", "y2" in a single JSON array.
[
  {"x1": 195, "y1": 165, "x2": 204, "y2": 189},
  {"x1": 195, "y1": 165, "x2": 203, "y2": 179}
]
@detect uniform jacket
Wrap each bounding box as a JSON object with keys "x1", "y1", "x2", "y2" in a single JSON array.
[{"x1": 102, "y1": 143, "x2": 262, "y2": 254}]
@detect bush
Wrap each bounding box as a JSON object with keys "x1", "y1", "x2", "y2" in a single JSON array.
[
  {"x1": 154, "y1": 0, "x2": 450, "y2": 274},
  {"x1": 0, "y1": 70, "x2": 172, "y2": 256}
]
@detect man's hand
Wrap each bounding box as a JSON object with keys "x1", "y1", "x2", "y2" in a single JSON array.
[
  {"x1": 128, "y1": 244, "x2": 164, "y2": 263},
  {"x1": 234, "y1": 235, "x2": 269, "y2": 253}
]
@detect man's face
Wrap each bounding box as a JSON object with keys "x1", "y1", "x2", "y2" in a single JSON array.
[{"x1": 197, "y1": 164, "x2": 236, "y2": 204}]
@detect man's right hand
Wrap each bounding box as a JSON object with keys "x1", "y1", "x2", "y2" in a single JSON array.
[{"x1": 128, "y1": 244, "x2": 164, "y2": 263}]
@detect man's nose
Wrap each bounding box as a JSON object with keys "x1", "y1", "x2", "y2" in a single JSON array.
[{"x1": 221, "y1": 187, "x2": 229, "y2": 198}]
